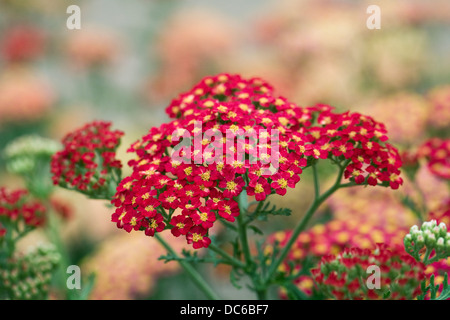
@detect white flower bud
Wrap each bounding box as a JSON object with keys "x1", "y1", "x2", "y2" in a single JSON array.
[
  {"x1": 425, "y1": 233, "x2": 436, "y2": 247},
  {"x1": 439, "y1": 223, "x2": 448, "y2": 237},
  {"x1": 417, "y1": 235, "x2": 425, "y2": 245}
]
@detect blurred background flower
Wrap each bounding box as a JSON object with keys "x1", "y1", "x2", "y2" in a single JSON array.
[
  {"x1": 81, "y1": 232, "x2": 185, "y2": 300},
  {"x1": 0, "y1": 68, "x2": 54, "y2": 125}
]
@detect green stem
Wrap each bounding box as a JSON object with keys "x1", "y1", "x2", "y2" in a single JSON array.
[
  {"x1": 45, "y1": 210, "x2": 73, "y2": 299},
  {"x1": 253, "y1": 277, "x2": 268, "y2": 300},
  {"x1": 312, "y1": 163, "x2": 320, "y2": 198},
  {"x1": 155, "y1": 234, "x2": 219, "y2": 300},
  {"x1": 2, "y1": 221, "x2": 15, "y2": 259},
  {"x1": 237, "y1": 190, "x2": 269, "y2": 299},
  {"x1": 237, "y1": 190, "x2": 253, "y2": 270},
  {"x1": 208, "y1": 243, "x2": 245, "y2": 269},
  {"x1": 264, "y1": 163, "x2": 346, "y2": 283}
]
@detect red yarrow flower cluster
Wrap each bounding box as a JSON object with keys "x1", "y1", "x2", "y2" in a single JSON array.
[
  {"x1": 416, "y1": 138, "x2": 450, "y2": 180},
  {"x1": 51, "y1": 121, "x2": 124, "y2": 197},
  {"x1": 311, "y1": 244, "x2": 425, "y2": 300},
  {"x1": 111, "y1": 73, "x2": 403, "y2": 249},
  {"x1": 0, "y1": 187, "x2": 47, "y2": 237}
]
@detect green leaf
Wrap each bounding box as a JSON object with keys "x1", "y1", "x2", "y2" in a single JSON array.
[
  {"x1": 248, "y1": 225, "x2": 264, "y2": 235},
  {"x1": 68, "y1": 272, "x2": 96, "y2": 300},
  {"x1": 417, "y1": 279, "x2": 429, "y2": 300},
  {"x1": 78, "y1": 273, "x2": 96, "y2": 300},
  {"x1": 230, "y1": 268, "x2": 243, "y2": 289},
  {"x1": 247, "y1": 201, "x2": 292, "y2": 222},
  {"x1": 436, "y1": 273, "x2": 450, "y2": 300}
]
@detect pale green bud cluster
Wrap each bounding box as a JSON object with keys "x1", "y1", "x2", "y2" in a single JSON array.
[
  {"x1": 0, "y1": 243, "x2": 60, "y2": 300},
  {"x1": 404, "y1": 220, "x2": 450, "y2": 264},
  {"x1": 4, "y1": 135, "x2": 60, "y2": 175}
]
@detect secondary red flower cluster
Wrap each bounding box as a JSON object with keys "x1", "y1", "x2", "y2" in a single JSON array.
[
  {"x1": 0, "y1": 187, "x2": 46, "y2": 237},
  {"x1": 51, "y1": 121, "x2": 124, "y2": 196},
  {"x1": 311, "y1": 244, "x2": 425, "y2": 300},
  {"x1": 111, "y1": 73, "x2": 403, "y2": 249},
  {"x1": 268, "y1": 220, "x2": 407, "y2": 268},
  {"x1": 266, "y1": 218, "x2": 408, "y2": 297},
  {"x1": 416, "y1": 138, "x2": 450, "y2": 180}
]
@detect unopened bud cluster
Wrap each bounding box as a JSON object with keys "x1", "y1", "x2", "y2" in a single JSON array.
[
  {"x1": 4, "y1": 135, "x2": 61, "y2": 175},
  {"x1": 404, "y1": 220, "x2": 450, "y2": 264},
  {"x1": 4, "y1": 135, "x2": 61, "y2": 198},
  {"x1": 0, "y1": 244, "x2": 60, "y2": 300}
]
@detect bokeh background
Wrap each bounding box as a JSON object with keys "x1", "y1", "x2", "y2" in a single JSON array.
[{"x1": 0, "y1": 0, "x2": 449, "y2": 299}]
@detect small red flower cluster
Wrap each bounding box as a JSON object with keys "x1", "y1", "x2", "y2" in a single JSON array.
[
  {"x1": 417, "y1": 138, "x2": 450, "y2": 180},
  {"x1": 51, "y1": 121, "x2": 124, "y2": 195},
  {"x1": 311, "y1": 244, "x2": 425, "y2": 300},
  {"x1": 0, "y1": 187, "x2": 46, "y2": 236},
  {"x1": 112, "y1": 73, "x2": 403, "y2": 249}
]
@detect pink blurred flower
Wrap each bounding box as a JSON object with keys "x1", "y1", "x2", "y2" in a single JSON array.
[
  {"x1": 363, "y1": 93, "x2": 430, "y2": 145},
  {"x1": 65, "y1": 27, "x2": 120, "y2": 69},
  {"x1": 81, "y1": 232, "x2": 186, "y2": 300},
  {"x1": 0, "y1": 68, "x2": 54, "y2": 124},
  {"x1": 426, "y1": 85, "x2": 450, "y2": 129},
  {"x1": 145, "y1": 8, "x2": 236, "y2": 103}
]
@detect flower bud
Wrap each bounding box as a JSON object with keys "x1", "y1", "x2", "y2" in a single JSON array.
[
  {"x1": 410, "y1": 225, "x2": 419, "y2": 234},
  {"x1": 425, "y1": 233, "x2": 436, "y2": 247},
  {"x1": 437, "y1": 237, "x2": 445, "y2": 248},
  {"x1": 416, "y1": 234, "x2": 425, "y2": 246}
]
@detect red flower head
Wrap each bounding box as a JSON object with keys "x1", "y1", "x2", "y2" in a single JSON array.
[
  {"x1": 170, "y1": 215, "x2": 194, "y2": 237},
  {"x1": 0, "y1": 187, "x2": 47, "y2": 237},
  {"x1": 51, "y1": 121, "x2": 124, "y2": 198},
  {"x1": 186, "y1": 226, "x2": 211, "y2": 249},
  {"x1": 111, "y1": 73, "x2": 403, "y2": 249},
  {"x1": 143, "y1": 213, "x2": 165, "y2": 237}
]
